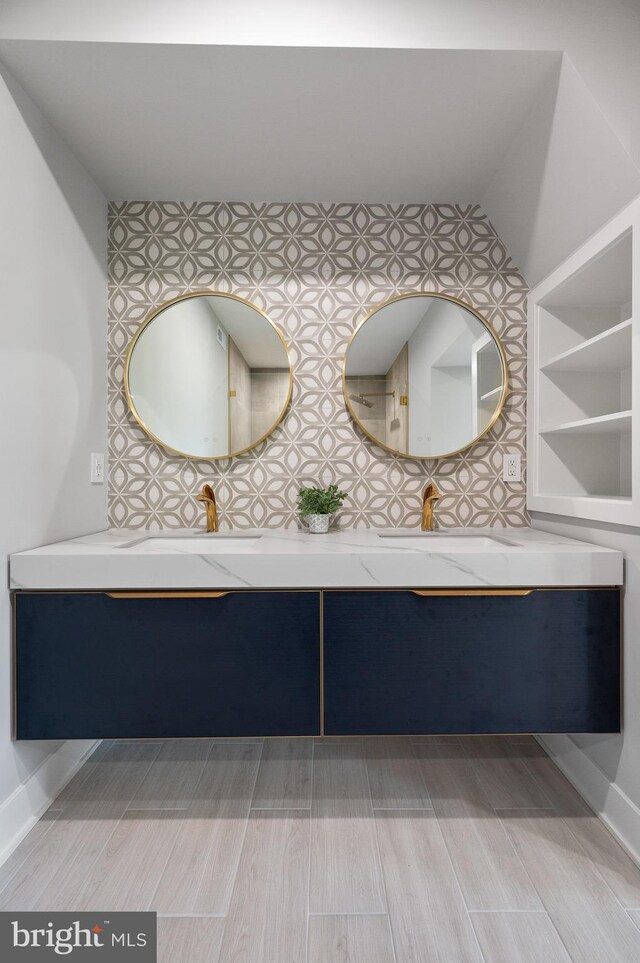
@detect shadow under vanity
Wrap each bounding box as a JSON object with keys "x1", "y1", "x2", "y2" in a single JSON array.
[{"x1": 10, "y1": 291, "x2": 623, "y2": 740}]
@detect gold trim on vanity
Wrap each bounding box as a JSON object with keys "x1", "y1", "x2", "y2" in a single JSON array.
[
  {"x1": 105, "y1": 586, "x2": 327, "y2": 733},
  {"x1": 411, "y1": 588, "x2": 534, "y2": 597},
  {"x1": 106, "y1": 591, "x2": 231, "y2": 599},
  {"x1": 11, "y1": 586, "x2": 620, "y2": 741}
]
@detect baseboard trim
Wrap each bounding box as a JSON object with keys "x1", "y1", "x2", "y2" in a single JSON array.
[
  {"x1": 537, "y1": 733, "x2": 640, "y2": 868},
  {"x1": 0, "y1": 739, "x2": 99, "y2": 869}
]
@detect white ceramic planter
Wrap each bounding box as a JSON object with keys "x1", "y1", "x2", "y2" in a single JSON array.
[{"x1": 305, "y1": 513, "x2": 331, "y2": 534}]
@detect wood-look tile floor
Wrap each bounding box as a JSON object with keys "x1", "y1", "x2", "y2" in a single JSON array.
[{"x1": 2, "y1": 736, "x2": 640, "y2": 962}]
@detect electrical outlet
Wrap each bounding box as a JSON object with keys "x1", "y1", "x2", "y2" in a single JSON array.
[
  {"x1": 502, "y1": 453, "x2": 521, "y2": 482},
  {"x1": 90, "y1": 452, "x2": 105, "y2": 484}
]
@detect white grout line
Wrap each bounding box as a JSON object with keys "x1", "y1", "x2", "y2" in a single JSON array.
[
  {"x1": 372, "y1": 807, "x2": 433, "y2": 812},
  {"x1": 146, "y1": 740, "x2": 263, "y2": 915},
  {"x1": 408, "y1": 739, "x2": 435, "y2": 810},
  {"x1": 221, "y1": 739, "x2": 265, "y2": 918},
  {"x1": 427, "y1": 805, "x2": 490, "y2": 963},
  {"x1": 49, "y1": 743, "x2": 165, "y2": 912},
  {"x1": 363, "y1": 745, "x2": 399, "y2": 963},
  {"x1": 308, "y1": 911, "x2": 389, "y2": 917},
  {"x1": 412, "y1": 745, "x2": 490, "y2": 962},
  {"x1": 305, "y1": 738, "x2": 315, "y2": 963},
  {"x1": 156, "y1": 913, "x2": 227, "y2": 919},
  {"x1": 125, "y1": 808, "x2": 188, "y2": 813},
  {"x1": 464, "y1": 746, "x2": 556, "y2": 912},
  {"x1": 127, "y1": 806, "x2": 190, "y2": 811},
  {"x1": 250, "y1": 806, "x2": 312, "y2": 811},
  {"x1": 468, "y1": 909, "x2": 548, "y2": 914},
  {"x1": 127, "y1": 740, "x2": 213, "y2": 813}
]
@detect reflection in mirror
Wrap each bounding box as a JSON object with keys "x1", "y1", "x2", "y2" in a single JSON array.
[
  {"x1": 125, "y1": 293, "x2": 292, "y2": 459},
  {"x1": 344, "y1": 293, "x2": 507, "y2": 458}
]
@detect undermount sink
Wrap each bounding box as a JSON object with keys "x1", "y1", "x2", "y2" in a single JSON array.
[
  {"x1": 118, "y1": 533, "x2": 262, "y2": 552},
  {"x1": 378, "y1": 533, "x2": 517, "y2": 550}
]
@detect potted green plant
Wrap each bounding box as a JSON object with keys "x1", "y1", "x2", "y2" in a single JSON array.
[{"x1": 298, "y1": 483, "x2": 347, "y2": 533}]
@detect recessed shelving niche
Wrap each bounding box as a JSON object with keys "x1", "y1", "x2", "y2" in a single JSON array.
[{"x1": 528, "y1": 199, "x2": 639, "y2": 525}]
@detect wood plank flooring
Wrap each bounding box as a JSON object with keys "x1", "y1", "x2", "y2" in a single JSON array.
[{"x1": 1, "y1": 736, "x2": 640, "y2": 962}]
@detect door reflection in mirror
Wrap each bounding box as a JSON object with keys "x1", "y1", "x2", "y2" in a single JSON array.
[
  {"x1": 124, "y1": 293, "x2": 292, "y2": 459},
  {"x1": 343, "y1": 293, "x2": 507, "y2": 459}
]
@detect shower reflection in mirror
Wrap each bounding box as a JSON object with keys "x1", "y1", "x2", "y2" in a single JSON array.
[{"x1": 344, "y1": 293, "x2": 507, "y2": 459}]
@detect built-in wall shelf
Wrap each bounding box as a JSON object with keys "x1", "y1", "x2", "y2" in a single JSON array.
[
  {"x1": 480, "y1": 385, "x2": 502, "y2": 402},
  {"x1": 528, "y1": 198, "x2": 639, "y2": 526},
  {"x1": 541, "y1": 411, "x2": 632, "y2": 436},
  {"x1": 541, "y1": 318, "x2": 632, "y2": 373}
]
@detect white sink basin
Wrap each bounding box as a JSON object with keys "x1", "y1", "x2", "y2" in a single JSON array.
[
  {"x1": 119, "y1": 533, "x2": 261, "y2": 552},
  {"x1": 378, "y1": 534, "x2": 515, "y2": 550}
]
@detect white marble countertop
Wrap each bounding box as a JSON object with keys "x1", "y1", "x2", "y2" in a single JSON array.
[{"x1": 9, "y1": 527, "x2": 623, "y2": 589}]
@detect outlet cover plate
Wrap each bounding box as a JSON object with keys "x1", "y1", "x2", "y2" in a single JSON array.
[
  {"x1": 502, "y1": 453, "x2": 521, "y2": 482},
  {"x1": 90, "y1": 452, "x2": 105, "y2": 484}
]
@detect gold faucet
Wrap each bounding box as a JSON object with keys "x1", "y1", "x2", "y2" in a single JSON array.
[
  {"x1": 196, "y1": 483, "x2": 218, "y2": 532},
  {"x1": 421, "y1": 482, "x2": 441, "y2": 531}
]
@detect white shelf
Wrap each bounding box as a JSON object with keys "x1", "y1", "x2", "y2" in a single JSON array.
[
  {"x1": 541, "y1": 411, "x2": 632, "y2": 436},
  {"x1": 480, "y1": 386, "x2": 501, "y2": 402},
  {"x1": 528, "y1": 198, "x2": 638, "y2": 527},
  {"x1": 541, "y1": 318, "x2": 632, "y2": 373},
  {"x1": 539, "y1": 229, "x2": 632, "y2": 309}
]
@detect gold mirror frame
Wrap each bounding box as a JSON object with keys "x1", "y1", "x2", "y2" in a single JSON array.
[
  {"x1": 123, "y1": 290, "x2": 293, "y2": 460},
  {"x1": 342, "y1": 291, "x2": 509, "y2": 460}
]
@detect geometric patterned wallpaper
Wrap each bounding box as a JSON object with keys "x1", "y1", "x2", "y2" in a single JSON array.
[{"x1": 108, "y1": 201, "x2": 529, "y2": 530}]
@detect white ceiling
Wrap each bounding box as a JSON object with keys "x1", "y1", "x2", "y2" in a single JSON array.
[
  {"x1": 0, "y1": 41, "x2": 559, "y2": 200},
  {"x1": 207, "y1": 296, "x2": 288, "y2": 368},
  {"x1": 347, "y1": 296, "x2": 482, "y2": 374},
  {"x1": 347, "y1": 297, "x2": 433, "y2": 375}
]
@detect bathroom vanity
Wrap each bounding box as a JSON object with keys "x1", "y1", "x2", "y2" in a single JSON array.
[{"x1": 10, "y1": 529, "x2": 622, "y2": 739}]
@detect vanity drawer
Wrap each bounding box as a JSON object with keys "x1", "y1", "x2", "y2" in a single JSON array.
[
  {"x1": 323, "y1": 589, "x2": 620, "y2": 735},
  {"x1": 14, "y1": 590, "x2": 321, "y2": 739}
]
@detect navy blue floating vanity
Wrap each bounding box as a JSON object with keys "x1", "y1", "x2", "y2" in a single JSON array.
[
  {"x1": 13, "y1": 586, "x2": 620, "y2": 739},
  {"x1": 14, "y1": 591, "x2": 321, "y2": 740},
  {"x1": 323, "y1": 589, "x2": 620, "y2": 735}
]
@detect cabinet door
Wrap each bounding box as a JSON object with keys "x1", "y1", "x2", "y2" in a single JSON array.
[
  {"x1": 15, "y1": 591, "x2": 321, "y2": 739},
  {"x1": 323, "y1": 589, "x2": 620, "y2": 735}
]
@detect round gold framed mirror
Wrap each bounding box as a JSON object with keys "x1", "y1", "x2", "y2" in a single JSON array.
[
  {"x1": 343, "y1": 292, "x2": 508, "y2": 459},
  {"x1": 124, "y1": 291, "x2": 292, "y2": 459}
]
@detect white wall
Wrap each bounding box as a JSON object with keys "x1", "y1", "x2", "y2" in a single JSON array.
[
  {"x1": 531, "y1": 513, "x2": 640, "y2": 863},
  {"x1": 0, "y1": 63, "x2": 107, "y2": 861},
  {"x1": 482, "y1": 55, "x2": 640, "y2": 286},
  {"x1": 130, "y1": 298, "x2": 229, "y2": 457},
  {"x1": 408, "y1": 300, "x2": 474, "y2": 455}
]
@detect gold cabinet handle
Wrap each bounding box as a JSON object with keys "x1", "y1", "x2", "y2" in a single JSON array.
[
  {"x1": 106, "y1": 591, "x2": 230, "y2": 599},
  {"x1": 410, "y1": 589, "x2": 534, "y2": 597}
]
